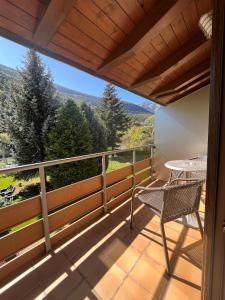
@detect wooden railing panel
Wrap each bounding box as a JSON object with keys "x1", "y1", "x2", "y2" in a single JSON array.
[
  {"x1": 49, "y1": 191, "x2": 103, "y2": 232},
  {"x1": 106, "y1": 165, "x2": 132, "y2": 186},
  {"x1": 108, "y1": 189, "x2": 132, "y2": 211},
  {"x1": 0, "y1": 220, "x2": 43, "y2": 261},
  {"x1": 135, "y1": 158, "x2": 151, "y2": 172},
  {"x1": 51, "y1": 206, "x2": 104, "y2": 248},
  {"x1": 0, "y1": 196, "x2": 41, "y2": 232},
  {"x1": 46, "y1": 175, "x2": 102, "y2": 210},
  {"x1": 106, "y1": 177, "x2": 133, "y2": 201},
  {"x1": 0, "y1": 242, "x2": 45, "y2": 286},
  {"x1": 140, "y1": 177, "x2": 153, "y2": 187},
  {"x1": 135, "y1": 168, "x2": 151, "y2": 184}
]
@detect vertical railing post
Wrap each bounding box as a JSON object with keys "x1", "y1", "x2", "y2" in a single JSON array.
[
  {"x1": 132, "y1": 150, "x2": 136, "y2": 190},
  {"x1": 102, "y1": 155, "x2": 107, "y2": 214},
  {"x1": 39, "y1": 166, "x2": 51, "y2": 253},
  {"x1": 150, "y1": 145, "x2": 154, "y2": 179}
]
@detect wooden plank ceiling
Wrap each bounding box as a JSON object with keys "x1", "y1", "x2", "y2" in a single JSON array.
[{"x1": 0, "y1": 0, "x2": 212, "y2": 105}]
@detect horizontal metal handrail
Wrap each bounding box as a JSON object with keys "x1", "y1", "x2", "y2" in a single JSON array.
[
  {"x1": 0, "y1": 143, "x2": 155, "y2": 267},
  {"x1": 0, "y1": 144, "x2": 155, "y2": 175}
]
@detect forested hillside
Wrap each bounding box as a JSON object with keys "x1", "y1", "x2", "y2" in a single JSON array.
[{"x1": 0, "y1": 64, "x2": 156, "y2": 117}]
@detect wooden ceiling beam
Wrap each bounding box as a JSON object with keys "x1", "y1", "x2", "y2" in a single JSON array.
[
  {"x1": 166, "y1": 77, "x2": 210, "y2": 104},
  {"x1": 132, "y1": 32, "x2": 209, "y2": 89},
  {"x1": 98, "y1": 0, "x2": 188, "y2": 72},
  {"x1": 33, "y1": 0, "x2": 75, "y2": 46},
  {"x1": 150, "y1": 59, "x2": 210, "y2": 97},
  {"x1": 155, "y1": 72, "x2": 210, "y2": 98}
]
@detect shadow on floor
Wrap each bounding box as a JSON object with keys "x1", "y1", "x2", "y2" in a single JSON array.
[{"x1": 1, "y1": 199, "x2": 203, "y2": 300}]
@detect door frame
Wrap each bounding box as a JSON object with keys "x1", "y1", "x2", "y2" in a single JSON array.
[{"x1": 202, "y1": 0, "x2": 225, "y2": 299}]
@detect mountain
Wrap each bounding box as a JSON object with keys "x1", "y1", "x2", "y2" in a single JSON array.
[
  {"x1": 0, "y1": 64, "x2": 156, "y2": 116},
  {"x1": 0, "y1": 64, "x2": 18, "y2": 85},
  {"x1": 55, "y1": 84, "x2": 153, "y2": 114},
  {"x1": 141, "y1": 100, "x2": 161, "y2": 114}
]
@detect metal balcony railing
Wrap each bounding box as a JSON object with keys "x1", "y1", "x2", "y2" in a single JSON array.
[{"x1": 0, "y1": 144, "x2": 155, "y2": 285}]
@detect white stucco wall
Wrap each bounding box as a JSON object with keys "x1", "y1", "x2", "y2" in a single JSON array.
[{"x1": 154, "y1": 86, "x2": 209, "y2": 180}]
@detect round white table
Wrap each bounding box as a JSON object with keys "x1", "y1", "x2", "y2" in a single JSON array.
[
  {"x1": 165, "y1": 159, "x2": 207, "y2": 174},
  {"x1": 164, "y1": 158, "x2": 207, "y2": 228}
]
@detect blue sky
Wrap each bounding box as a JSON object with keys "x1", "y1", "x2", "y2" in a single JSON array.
[{"x1": 0, "y1": 37, "x2": 149, "y2": 105}]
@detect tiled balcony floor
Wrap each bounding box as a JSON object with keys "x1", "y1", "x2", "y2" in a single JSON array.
[{"x1": 1, "y1": 197, "x2": 203, "y2": 300}]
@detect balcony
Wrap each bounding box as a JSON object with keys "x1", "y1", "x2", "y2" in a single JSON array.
[{"x1": 0, "y1": 146, "x2": 204, "y2": 299}]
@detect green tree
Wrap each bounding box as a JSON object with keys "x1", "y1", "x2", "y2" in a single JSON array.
[
  {"x1": 81, "y1": 103, "x2": 107, "y2": 152},
  {"x1": 81, "y1": 102, "x2": 107, "y2": 173},
  {"x1": 121, "y1": 126, "x2": 143, "y2": 148},
  {"x1": 0, "y1": 84, "x2": 10, "y2": 133},
  {"x1": 46, "y1": 100, "x2": 97, "y2": 189},
  {"x1": 140, "y1": 115, "x2": 154, "y2": 145},
  {"x1": 121, "y1": 116, "x2": 154, "y2": 148},
  {"x1": 3, "y1": 49, "x2": 58, "y2": 178},
  {"x1": 0, "y1": 133, "x2": 10, "y2": 164},
  {"x1": 98, "y1": 83, "x2": 130, "y2": 150}
]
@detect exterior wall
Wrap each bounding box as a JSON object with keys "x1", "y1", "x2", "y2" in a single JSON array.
[{"x1": 154, "y1": 86, "x2": 209, "y2": 180}]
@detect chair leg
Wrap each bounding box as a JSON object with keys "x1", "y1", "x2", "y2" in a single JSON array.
[
  {"x1": 160, "y1": 222, "x2": 171, "y2": 274},
  {"x1": 168, "y1": 171, "x2": 172, "y2": 183},
  {"x1": 195, "y1": 211, "x2": 204, "y2": 238},
  {"x1": 130, "y1": 195, "x2": 134, "y2": 229}
]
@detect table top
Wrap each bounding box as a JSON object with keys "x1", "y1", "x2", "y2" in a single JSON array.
[{"x1": 165, "y1": 159, "x2": 207, "y2": 172}]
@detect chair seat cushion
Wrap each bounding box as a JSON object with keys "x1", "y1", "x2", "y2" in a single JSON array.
[{"x1": 137, "y1": 190, "x2": 164, "y2": 215}]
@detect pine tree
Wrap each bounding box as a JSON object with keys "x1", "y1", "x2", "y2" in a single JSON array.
[
  {"x1": 81, "y1": 103, "x2": 107, "y2": 152},
  {"x1": 3, "y1": 49, "x2": 58, "y2": 178},
  {"x1": 98, "y1": 83, "x2": 130, "y2": 150},
  {"x1": 0, "y1": 80, "x2": 11, "y2": 133},
  {"x1": 46, "y1": 100, "x2": 97, "y2": 188},
  {"x1": 81, "y1": 102, "x2": 107, "y2": 173}
]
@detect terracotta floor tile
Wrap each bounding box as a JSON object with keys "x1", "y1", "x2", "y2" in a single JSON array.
[
  {"x1": 145, "y1": 217, "x2": 161, "y2": 230},
  {"x1": 173, "y1": 256, "x2": 202, "y2": 286},
  {"x1": 182, "y1": 234, "x2": 200, "y2": 248},
  {"x1": 122, "y1": 228, "x2": 150, "y2": 253},
  {"x1": 78, "y1": 250, "x2": 126, "y2": 299},
  {"x1": 44, "y1": 269, "x2": 82, "y2": 299},
  {"x1": 164, "y1": 219, "x2": 202, "y2": 241},
  {"x1": 115, "y1": 222, "x2": 133, "y2": 239},
  {"x1": 78, "y1": 252, "x2": 109, "y2": 284},
  {"x1": 130, "y1": 255, "x2": 167, "y2": 297},
  {"x1": 99, "y1": 238, "x2": 140, "y2": 273},
  {"x1": 145, "y1": 225, "x2": 202, "y2": 271},
  {"x1": 0, "y1": 269, "x2": 41, "y2": 300},
  {"x1": 114, "y1": 246, "x2": 140, "y2": 273},
  {"x1": 33, "y1": 252, "x2": 72, "y2": 282},
  {"x1": 164, "y1": 226, "x2": 182, "y2": 245},
  {"x1": 163, "y1": 277, "x2": 201, "y2": 300},
  {"x1": 133, "y1": 211, "x2": 159, "y2": 231},
  {"x1": 23, "y1": 287, "x2": 47, "y2": 300},
  {"x1": 186, "y1": 227, "x2": 202, "y2": 240},
  {"x1": 61, "y1": 236, "x2": 92, "y2": 262},
  {"x1": 62, "y1": 227, "x2": 109, "y2": 262},
  {"x1": 145, "y1": 236, "x2": 173, "y2": 267},
  {"x1": 67, "y1": 281, "x2": 99, "y2": 300},
  {"x1": 92, "y1": 264, "x2": 126, "y2": 300},
  {"x1": 1, "y1": 198, "x2": 203, "y2": 300},
  {"x1": 165, "y1": 220, "x2": 185, "y2": 232},
  {"x1": 142, "y1": 225, "x2": 179, "y2": 253},
  {"x1": 113, "y1": 276, "x2": 152, "y2": 300}
]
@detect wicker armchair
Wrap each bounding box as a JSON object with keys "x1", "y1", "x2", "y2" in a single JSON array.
[{"x1": 130, "y1": 178, "x2": 204, "y2": 273}]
